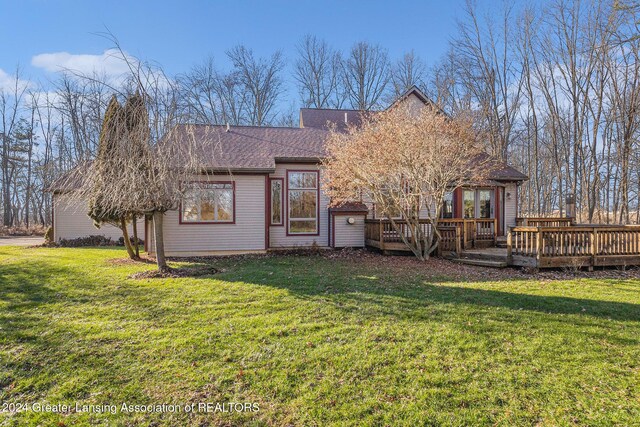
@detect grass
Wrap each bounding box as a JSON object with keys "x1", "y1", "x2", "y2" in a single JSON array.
[{"x1": 0, "y1": 246, "x2": 639, "y2": 426}]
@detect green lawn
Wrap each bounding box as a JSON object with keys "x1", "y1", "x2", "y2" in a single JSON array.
[{"x1": 1, "y1": 246, "x2": 639, "y2": 426}]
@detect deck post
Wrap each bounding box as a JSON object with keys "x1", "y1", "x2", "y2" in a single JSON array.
[
  {"x1": 463, "y1": 221, "x2": 468, "y2": 249},
  {"x1": 456, "y1": 226, "x2": 461, "y2": 256},
  {"x1": 379, "y1": 220, "x2": 384, "y2": 251},
  {"x1": 493, "y1": 218, "x2": 498, "y2": 244},
  {"x1": 536, "y1": 227, "x2": 542, "y2": 268},
  {"x1": 506, "y1": 228, "x2": 513, "y2": 265},
  {"x1": 589, "y1": 228, "x2": 597, "y2": 271}
]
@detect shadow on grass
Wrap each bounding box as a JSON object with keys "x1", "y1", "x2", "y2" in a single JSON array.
[{"x1": 217, "y1": 255, "x2": 640, "y2": 323}]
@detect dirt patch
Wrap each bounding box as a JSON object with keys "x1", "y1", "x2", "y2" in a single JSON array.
[
  {"x1": 107, "y1": 256, "x2": 156, "y2": 266},
  {"x1": 128, "y1": 265, "x2": 220, "y2": 280}
]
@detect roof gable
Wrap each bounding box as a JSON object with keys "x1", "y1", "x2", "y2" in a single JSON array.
[{"x1": 387, "y1": 85, "x2": 447, "y2": 116}]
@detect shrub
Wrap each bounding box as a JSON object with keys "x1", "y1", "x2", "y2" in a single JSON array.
[
  {"x1": 44, "y1": 226, "x2": 54, "y2": 244},
  {"x1": 117, "y1": 236, "x2": 144, "y2": 247},
  {"x1": 58, "y1": 235, "x2": 117, "y2": 247}
]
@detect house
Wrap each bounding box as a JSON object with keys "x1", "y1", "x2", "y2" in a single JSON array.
[{"x1": 51, "y1": 86, "x2": 527, "y2": 255}]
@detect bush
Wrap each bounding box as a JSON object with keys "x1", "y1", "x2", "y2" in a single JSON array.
[
  {"x1": 58, "y1": 235, "x2": 117, "y2": 247},
  {"x1": 0, "y1": 224, "x2": 47, "y2": 237},
  {"x1": 44, "y1": 226, "x2": 54, "y2": 244},
  {"x1": 117, "y1": 236, "x2": 144, "y2": 247}
]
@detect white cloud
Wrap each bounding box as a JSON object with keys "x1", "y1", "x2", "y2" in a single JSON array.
[
  {"x1": 31, "y1": 49, "x2": 136, "y2": 78},
  {"x1": 0, "y1": 68, "x2": 33, "y2": 93}
]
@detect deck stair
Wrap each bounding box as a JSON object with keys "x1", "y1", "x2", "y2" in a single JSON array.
[
  {"x1": 496, "y1": 236, "x2": 508, "y2": 248},
  {"x1": 450, "y1": 247, "x2": 509, "y2": 268},
  {"x1": 452, "y1": 258, "x2": 508, "y2": 268}
]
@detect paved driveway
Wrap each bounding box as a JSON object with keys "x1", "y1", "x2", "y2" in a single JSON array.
[{"x1": 0, "y1": 236, "x2": 43, "y2": 247}]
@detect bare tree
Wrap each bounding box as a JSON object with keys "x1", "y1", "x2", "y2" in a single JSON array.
[
  {"x1": 294, "y1": 35, "x2": 345, "y2": 108},
  {"x1": 69, "y1": 39, "x2": 219, "y2": 272},
  {"x1": 390, "y1": 50, "x2": 427, "y2": 97},
  {"x1": 0, "y1": 66, "x2": 28, "y2": 226},
  {"x1": 178, "y1": 57, "x2": 248, "y2": 125},
  {"x1": 227, "y1": 45, "x2": 285, "y2": 126},
  {"x1": 324, "y1": 104, "x2": 488, "y2": 259},
  {"x1": 452, "y1": 0, "x2": 523, "y2": 160},
  {"x1": 342, "y1": 42, "x2": 390, "y2": 110}
]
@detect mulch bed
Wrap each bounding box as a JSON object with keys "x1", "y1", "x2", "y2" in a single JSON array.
[
  {"x1": 107, "y1": 256, "x2": 156, "y2": 266},
  {"x1": 128, "y1": 265, "x2": 220, "y2": 280}
]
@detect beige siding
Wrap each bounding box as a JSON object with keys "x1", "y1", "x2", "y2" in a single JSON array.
[
  {"x1": 333, "y1": 215, "x2": 365, "y2": 248},
  {"x1": 149, "y1": 174, "x2": 266, "y2": 256},
  {"x1": 53, "y1": 193, "x2": 144, "y2": 242},
  {"x1": 400, "y1": 92, "x2": 429, "y2": 115},
  {"x1": 269, "y1": 164, "x2": 330, "y2": 248},
  {"x1": 504, "y1": 183, "x2": 518, "y2": 229}
]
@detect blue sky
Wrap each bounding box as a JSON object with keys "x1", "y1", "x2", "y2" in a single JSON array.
[{"x1": 0, "y1": 0, "x2": 467, "y2": 99}]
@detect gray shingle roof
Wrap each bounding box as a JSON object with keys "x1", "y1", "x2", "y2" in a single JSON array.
[
  {"x1": 50, "y1": 120, "x2": 528, "y2": 192},
  {"x1": 168, "y1": 124, "x2": 329, "y2": 171},
  {"x1": 475, "y1": 153, "x2": 529, "y2": 181},
  {"x1": 300, "y1": 108, "x2": 365, "y2": 131},
  {"x1": 329, "y1": 202, "x2": 369, "y2": 213}
]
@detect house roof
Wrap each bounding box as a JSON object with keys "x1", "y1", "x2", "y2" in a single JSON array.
[
  {"x1": 386, "y1": 85, "x2": 444, "y2": 114},
  {"x1": 329, "y1": 201, "x2": 369, "y2": 213},
  {"x1": 49, "y1": 162, "x2": 89, "y2": 193},
  {"x1": 167, "y1": 124, "x2": 329, "y2": 172},
  {"x1": 477, "y1": 153, "x2": 528, "y2": 181},
  {"x1": 49, "y1": 90, "x2": 527, "y2": 191},
  {"x1": 299, "y1": 108, "x2": 365, "y2": 131}
]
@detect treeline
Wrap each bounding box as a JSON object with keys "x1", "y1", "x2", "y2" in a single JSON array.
[{"x1": 1, "y1": 0, "x2": 639, "y2": 229}]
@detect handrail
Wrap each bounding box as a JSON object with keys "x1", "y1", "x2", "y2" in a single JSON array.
[
  {"x1": 516, "y1": 217, "x2": 574, "y2": 227},
  {"x1": 365, "y1": 218, "x2": 497, "y2": 251},
  {"x1": 507, "y1": 224, "x2": 640, "y2": 268}
]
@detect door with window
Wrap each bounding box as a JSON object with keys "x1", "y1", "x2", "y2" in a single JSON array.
[{"x1": 462, "y1": 188, "x2": 494, "y2": 219}]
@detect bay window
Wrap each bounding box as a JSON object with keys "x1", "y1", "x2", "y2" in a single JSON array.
[
  {"x1": 287, "y1": 171, "x2": 318, "y2": 234},
  {"x1": 181, "y1": 182, "x2": 234, "y2": 223}
]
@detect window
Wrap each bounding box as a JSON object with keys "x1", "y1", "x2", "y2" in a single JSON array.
[
  {"x1": 270, "y1": 178, "x2": 283, "y2": 225},
  {"x1": 463, "y1": 190, "x2": 475, "y2": 219},
  {"x1": 442, "y1": 192, "x2": 454, "y2": 218},
  {"x1": 478, "y1": 189, "x2": 492, "y2": 218},
  {"x1": 181, "y1": 182, "x2": 234, "y2": 223},
  {"x1": 287, "y1": 171, "x2": 318, "y2": 234}
]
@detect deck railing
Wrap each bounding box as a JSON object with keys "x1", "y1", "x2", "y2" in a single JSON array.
[
  {"x1": 365, "y1": 218, "x2": 495, "y2": 253},
  {"x1": 438, "y1": 226, "x2": 462, "y2": 254},
  {"x1": 516, "y1": 217, "x2": 574, "y2": 227},
  {"x1": 507, "y1": 225, "x2": 640, "y2": 268},
  {"x1": 439, "y1": 218, "x2": 497, "y2": 248}
]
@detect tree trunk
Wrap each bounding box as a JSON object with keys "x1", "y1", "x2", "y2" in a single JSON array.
[
  {"x1": 132, "y1": 215, "x2": 139, "y2": 257},
  {"x1": 120, "y1": 217, "x2": 137, "y2": 260},
  {"x1": 153, "y1": 211, "x2": 168, "y2": 272}
]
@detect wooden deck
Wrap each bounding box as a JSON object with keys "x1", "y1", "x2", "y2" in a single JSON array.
[
  {"x1": 508, "y1": 225, "x2": 640, "y2": 269},
  {"x1": 364, "y1": 218, "x2": 497, "y2": 254},
  {"x1": 366, "y1": 217, "x2": 640, "y2": 270}
]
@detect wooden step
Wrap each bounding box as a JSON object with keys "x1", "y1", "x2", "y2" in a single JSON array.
[
  {"x1": 459, "y1": 251, "x2": 507, "y2": 262},
  {"x1": 452, "y1": 258, "x2": 508, "y2": 268}
]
